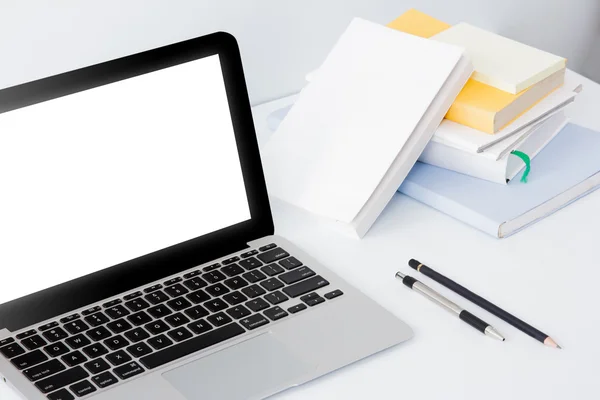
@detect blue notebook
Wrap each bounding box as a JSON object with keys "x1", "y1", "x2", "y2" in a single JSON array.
[{"x1": 398, "y1": 123, "x2": 600, "y2": 238}]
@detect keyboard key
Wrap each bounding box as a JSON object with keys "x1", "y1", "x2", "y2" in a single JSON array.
[
  {"x1": 69, "y1": 379, "x2": 96, "y2": 397},
  {"x1": 183, "y1": 277, "x2": 207, "y2": 291},
  {"x1": 147, "y1": 335, "x2": 173, "y2": 350},
  {"x1": 240, "y1": 250, "x2": 258, "y2": 258},
  {"x1": 145, "y1": 320, "x2": 170, "y2": 336},
  {"x1": 23, "y1": 359, "x2": 66, "y2": 381},
  {"x1": 113, "y1": 361, "x2": 145, "y2": 380},
  {"x1": 86, "y1": 326, "x2": 112, "y2": 342},
  {"x1": 124, "y1": 327, "x2": 150, "y2": 343},
  {"x1": 59, "y1": 314, "x2": 80, "y2": 324},
  {"x1": 65, "y1": 334, "x2": 90, "y2": 350},
  {"x1": 264, "y1": 291, "x2": 289, "y2": 305},
  {"x1": 221, "y1": 264, "x2": 245, "y2": 277},
  {"x1": 140, "y1": 324, "x2": 245, "y2": 369},
  {"x1": 288, "y1": 304, "x2": 308, "y2": 314},
  {"x1": 202, "y1": 263, "x2": 220, "y2": 272},
  {"x1": 242, "y1": 270, "x2": 267, "y2": 284},
  {"x1": 261, "y1": 263, "x2": 284, "y2": 277},
  {"x1": 264, "y1": 307, "x2": 289, "y2": 321},
  {"x1": 127, "y1": 311, "x2": 152, "y2": 326},
  {"x1": 258, "y1": 243, "x2": 276, "y2": 252},
  {"x1": 83, "y1": 358, "x2": 110, "y2": 374},
  {"x1": 42, "y1": 328, "x2": 68, "y2": 343},
  {"x1": 167, "y1": 297, "x2": 192, "y2": 312},
  {"x1": 21, "y1": 335, "x2": 47, "y2": 350},
  {"x1": 91, "y1": 371, "x2": 118, "y2": 389},
  {"x1": 279, "y1": 256, "x2": 303, "y2": 270},
  {"x1": 239, "y1": 257, "x2": 263, "y2": 270},
  {"x1": 106, "y1": 319, "x2": 132, "y2": 334},
  {"x1": 187, "y1": 320, "x2": 213, "y2": 335},
  {"x1": 1, "y1": 342, "x2": 25, "y2": 358},
  {"x1": 84, "y1": 312, "x2": 109, "y2": 327},
  {"x1": 61, "y1": 351, "x2": 87, "y2": 367},
  {"x1": 81, "y1": 307, "x2": 101, "y2": 316},
  {"x1": 44, "y1": 342, "x2": 70, "y2": 358},
  {"x1": 145, "y1": 290, "x2": 170, "y2": 305},
  {"x1": 226, "y1": 305, "x2": 251, "y2": 320},
  {"x1": 222, "y1": 256, "x2": 240, "y2": 265},
  {"x1": 11, "y1": 349, "x2": 48, "y2": 370},
  {"x1": 224, "y1": 277, "x2": 249, "y2": 290},
  {"x1": 260, "y1": 278, "x2": 284, "y2": 292},
  {"x1": 82, "y1": 343, "x2": 108, "y2": 359},
  {"x1": 324, "y1": 289, "x2": 344, "y2": 300},
  {"x1": 283, "y1": 276, "x2": 329, "y2": 298},
  {"x1": 164, "y1": 283, "x2": 189, "y2": 298},
  {"x1": 245, "y1": 298, "x2": 270, "y2": 312},
  {"x1": 239, "y1": 314, "x2": 269, "y2": 330},
  {"x1": 241, "y1": 284, "x2": 267, "y2": 299},
  {"x1": 147, "y1": 304, "x2": 172, "y2": 319},
  {"x1": 164, "y1": 277, "x2": 183, "y2": 286},
  {"x1": 206, "y1": 283, "x2": 230, "y2": 297},
  {"x1": 38, "y1": 322, "x2": 59, "y2": 332},
  {"x1": 168, "y1": 327, "x2": 193, "y2": 342},
  {"x1": 202, "y1": 270, "x2": 227, "y2": 284},
  {"x1": 102, "y1": 299, "x2": 122, "y2": 308},
  {"x1": 207, "y1": 312, "x2": 232, "y2": 327},
  {"x1": 123, "y1": 291, "x2": 143, "y2": 301},
  {"x1": 63, "y1": 320, "x2": 89, "y2": 335},
  {"x1": 16, "y1": 329, "x2": 37, "y2": 339},
  {"x1": 127, "y1": 342, "x2": 153, "y2": 358},
  {"x1": 106, "y1": 349, "x2": 132, "y2": 366},
  {"x1": 104, "y1": 335, "x2": 129, "y2": 351},
  {"x1": 184, "y1": 305, "x2": 209, "y2": 320},
  {"x1": 0, "y1": 337, "x2": 14, "y2": 347},
  {"x1": 204, "y1": 298, "x2": 228, "y2": 313},
  {"x1": 186, "y1": 289, "x2": 211, "y2": 304},
  {"x1": 279, "y1": 266, "x2": 315, "y2": 285},
  {"x1": 305, "y1": 296, "x2": 325, "y2": 307},
  {"x1": 223, "y1": 291, "x2": 248, "y2": 306},
  {"x1": 35, "y1": 366, "x2": 88, "y2": 393},
  {"x1": 183, "y1": 270, "x2": 202, "y2": 279},
  {"x1": 143, "y1": 284, "x2": 163, "y2": 294},
  {"x1": 165, "y1": 313, "x2": 190, "y2": 328},
  {"x1": 47, "y1": 388, "x2": 74, "y2": 400},
  {"x1": 125, "y1": 298, "x2": 151, "y2": 312},
  {"x1": 257, "y1": 247, "x2": 289, "y2": 264},
  {"x1": 105, "y1": 305, "x2": 131, "y2": 319}
]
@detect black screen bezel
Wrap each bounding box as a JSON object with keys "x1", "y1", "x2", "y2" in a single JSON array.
[{"x1": 0, "y1": 32, "x2": 274, "y2": 332}]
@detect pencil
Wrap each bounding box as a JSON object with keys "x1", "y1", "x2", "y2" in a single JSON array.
[{"x1": 409, "y1": 259, "x2": 561, "y2": 349}]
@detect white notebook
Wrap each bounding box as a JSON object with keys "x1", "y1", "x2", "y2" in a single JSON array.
[
  {"x1": 261, "y1": 18, "x2": 472, "y2": 238},
  {"x1": 432, "y1": 22, "x2": 566, "y2": 94}
]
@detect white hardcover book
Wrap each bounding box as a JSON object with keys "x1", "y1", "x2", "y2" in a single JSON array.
[
  {"x1": 419, "y1": 111, "x2": 569, "y2": 184},
  {"x1": 431, "y1": 22, "x2": 566, "y2": 94},
  {"x1": 433, "y1": 81, "x2": 581, "y2": 155},
  {"x1": 261, "y1": 18, "x2": 472, "y2": 238}
]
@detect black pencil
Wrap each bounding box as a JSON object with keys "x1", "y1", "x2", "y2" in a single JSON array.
[{"x1": 409, "y1": 259, "x2": 561, "y2": 349}]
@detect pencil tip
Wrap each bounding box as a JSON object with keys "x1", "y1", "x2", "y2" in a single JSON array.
[
  {"x1": 557, "y1": 344, "x2": 562, "y2": 349},
  {"x1": 544, "y1": 337, "x2": 561, "y2": 349}
]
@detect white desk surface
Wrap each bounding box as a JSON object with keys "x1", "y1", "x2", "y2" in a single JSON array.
[{"x1": 3, "y1": 70, "x2": 600, "y2": 399}]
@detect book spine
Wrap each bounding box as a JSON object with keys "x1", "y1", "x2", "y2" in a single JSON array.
[
  {"x1": 445, "y1": 100, "x2": 496, "y2": 134},
  {"x1": 398, "y1": 178, "x2": 502, "y2": 237}
]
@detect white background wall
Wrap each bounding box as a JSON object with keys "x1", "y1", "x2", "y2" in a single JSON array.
[{"x1": 1, "y1": 0, "x2": 599, "y2": 104}]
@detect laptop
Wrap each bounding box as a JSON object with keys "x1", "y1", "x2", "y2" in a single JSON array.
[{"x1": 0, "y1": 32, "x2": 412, "y2": 400}]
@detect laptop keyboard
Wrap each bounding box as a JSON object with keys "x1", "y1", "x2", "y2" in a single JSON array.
[{"x1": 0, "y1": 244, "x2": 344, "y2": 399}]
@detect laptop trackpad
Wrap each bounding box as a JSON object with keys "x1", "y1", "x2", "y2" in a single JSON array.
[{"x1": 163, "y1": 332, "x2": 316, "y2": 400}]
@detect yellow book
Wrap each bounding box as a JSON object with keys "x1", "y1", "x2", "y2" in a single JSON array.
[{"x1": 388, "y1": 10, "x2": 565, "y2": 133}]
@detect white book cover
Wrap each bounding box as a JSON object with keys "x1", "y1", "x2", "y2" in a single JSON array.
[
  {"x1": 433, "y1": 81, "x2": 580, "y2": 156},
  {"x1": 261, "y1": 18, "x2": 472, "y2": 238},
  {"x1": 419, "y1": 111, "x2": 569, "y2": 184},
  {"x1": 432, "y1": 22, "x2": 566, "y2": 94}
]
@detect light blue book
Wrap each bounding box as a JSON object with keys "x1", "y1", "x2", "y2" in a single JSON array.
[{"x1": 398, "y1": 123, "x2": 600, "y2": 238}]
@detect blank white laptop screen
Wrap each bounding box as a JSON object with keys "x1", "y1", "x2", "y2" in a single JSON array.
[{"x1": 0, "y1": 55, "x2": 251, "y2": 305}]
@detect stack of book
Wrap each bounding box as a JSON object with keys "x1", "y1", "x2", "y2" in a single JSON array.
[{"x1": 260, "y1": 10, "x2": 600, "y2": 238}]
